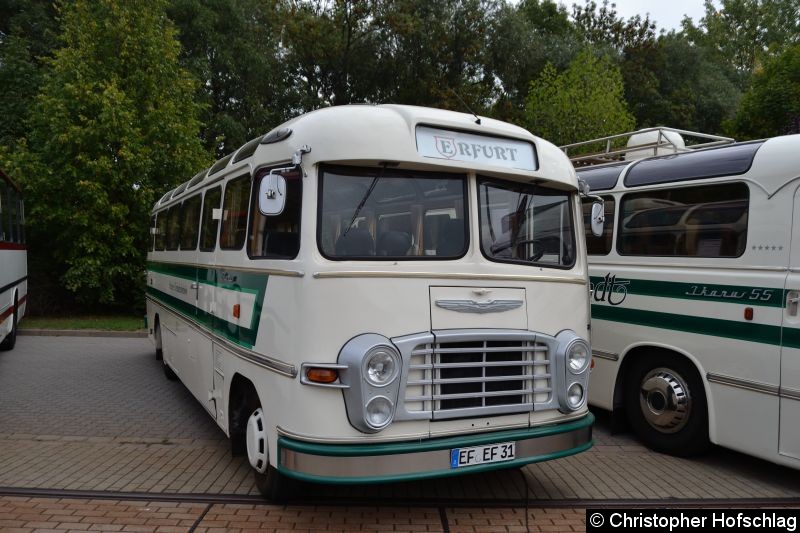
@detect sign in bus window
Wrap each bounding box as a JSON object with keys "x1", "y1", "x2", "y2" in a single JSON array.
[
  {"x1": 220, "y1": 175, "x2": 252, "y2": 250},
  {"x1": 200, "y1": 187, "x2": 221, "y2": 252}
]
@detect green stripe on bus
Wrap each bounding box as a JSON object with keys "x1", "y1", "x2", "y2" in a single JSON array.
[
  {"x1": 591, "y1": 304, "x2": 800, "y2": 348},
  {"x1": 146, "y1": 261, "x2": 269, "y2": 348},
  {"x1": 589, "y1": 276, "x2": 785, "y2": 308}
]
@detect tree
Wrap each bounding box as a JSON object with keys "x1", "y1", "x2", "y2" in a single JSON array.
[
  {"x1": 571, "y1": 0, "x2": 656, "y2": 52},
  {"x1": 19, "y1": 0, "x2": 210, "y2": 308},
  {"x1": 168, "y1": 0, "x2": 295, "y2": 156},
  {"x1": 621, "y1": 33, "x2": 741, "y2": 134},
  {"x1": 734, "y1": 44, "x2": 800, "y2": 138},
  {"x1": 524, "y1": 49, "x2": 635, "y2": 146}
]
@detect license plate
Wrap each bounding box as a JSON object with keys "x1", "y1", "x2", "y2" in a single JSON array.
[{"x1": 450, "y1": 441, "x2": 516, "y2": 468}]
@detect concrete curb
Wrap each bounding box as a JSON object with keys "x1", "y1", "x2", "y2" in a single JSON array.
[{"x1": 19, "y1": 329, "x2": 147, "y2": 338}]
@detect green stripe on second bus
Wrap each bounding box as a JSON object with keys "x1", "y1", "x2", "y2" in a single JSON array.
[
  {"x1": 589, "y1": 275, "x2": 786, "y2": 308},
  {"x1": 592, "y1": 304, "x2": 800, "y2": 349}
]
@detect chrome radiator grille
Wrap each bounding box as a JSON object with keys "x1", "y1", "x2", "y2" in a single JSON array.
[{"x1": 403, "y1": 337, "x2": 552, "y2": 419}]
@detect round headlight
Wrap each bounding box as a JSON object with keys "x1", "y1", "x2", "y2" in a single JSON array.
[
  {"x1": 567, "y1": 382, "x2": 584, "y2": 409},
  {"x1": 567, "y1": 340, "x2": 590, "y2": 374},
  {"x1": 363, "y1": 348, "x2": 398, "y2": 386},
  {"x1": 365, "y1": 396, "x2": 393, "y2": 429}
]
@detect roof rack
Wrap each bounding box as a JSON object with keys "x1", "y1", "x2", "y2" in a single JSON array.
[{"x1": 559, "y1": 127, "x2": 735, "y2": 167}]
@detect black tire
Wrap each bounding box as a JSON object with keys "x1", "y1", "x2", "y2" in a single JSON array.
[
  {"x1": 0, "y1": 297, "x2": 18, "y2": 352},
  {"x1": 163, "y1": 357, "x2": 178, "y2": 380},
  {"x1": 254, "y1": 464, "x2": 299, "y2": 503},
  {"x1": 154, "y1": 317, "x2": 163, "y2": 361},
  {"x1": 625, "y1": 353, "x2": 710, "y2": 456}
]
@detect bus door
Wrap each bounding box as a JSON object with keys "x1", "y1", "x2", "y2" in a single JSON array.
[
  {"x1": 780, "y1": 189, "x2": 800, "y2": 460},
  {"x1": 189, "y1": 187, "x2": 222, "y2": 419}
]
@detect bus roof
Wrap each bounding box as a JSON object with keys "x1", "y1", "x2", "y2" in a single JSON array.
[{"x1": 153, "y1": 104, "x2": 577, "y2": 211}]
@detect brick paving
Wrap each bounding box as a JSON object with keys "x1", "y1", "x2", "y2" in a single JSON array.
[
  {"x1": 0, "y1": 336, "x2": 799, "y2": 503},
  {"x1": 0, "y1": 496, "x2": 588, "y2": 532}
]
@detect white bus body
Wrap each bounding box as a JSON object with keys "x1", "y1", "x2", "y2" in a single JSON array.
[
  {"x1": 0, "y1": 169, "x2": 27, "y2": 351},
  {"x1": 146, "y1": 105, "x2": 594, "y2": 498},
  {"x1": 572, "y1": 130, "x2": 800, "y2": 468}
]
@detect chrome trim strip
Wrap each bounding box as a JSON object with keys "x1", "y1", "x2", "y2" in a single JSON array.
[
  {"x1": 780, "y1": 387, "x2": 800, "y2": 402},
  {"x1": 147, "y1": 260, "x2": 304, "y2": 277},
  {"x1": 146, "y1": 295, "x2": 297, "y2": 378},
  {"x1": 300, "y1": 363, "x2": 350, "y2": 389},
  {"x1": 706, "y1": 372, "x2": 779, "y2": 396},
  {"x1": 313, "y1": 271, "x2": 587, "y2": 285},
  {"x1": 590, "y1": 261, "x2": 787, "y2": 273},
  {"x1": 592, "y1": 349, "x2": 619, "y2": 362},
  {"x1": 280, "y1": 425, "x2": 591, "y2": 479}
]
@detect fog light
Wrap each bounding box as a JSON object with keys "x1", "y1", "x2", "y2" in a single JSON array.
[
  {"x1": 365, "y1": 396, "x2": 393, "y2": 429},
  {"x1": 363, "y1": 348, "x2": 398, "y2": 386},
  {"x1": 567, "y1": 383, "x2": 584, "y2": 409}
]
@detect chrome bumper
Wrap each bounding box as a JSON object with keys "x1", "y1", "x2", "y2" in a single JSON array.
[{"x1": 277, "y1": 412, "x2": 593, "y2": 484}]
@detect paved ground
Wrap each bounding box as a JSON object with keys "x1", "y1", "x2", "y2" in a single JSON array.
[
  {"x1": 0, "y1": 496, "x2": 585, "y2": 532},
  {"x1": 1, "y1": 335, "x2": 799, "y2": 532},
  {"x1": 1, "y1": 336, "x2": 799, "y2": 505}
]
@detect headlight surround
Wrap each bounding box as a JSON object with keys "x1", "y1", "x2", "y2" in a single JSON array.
[
  {"x1": 365, "y1": 396, "x2": 394, "y2": 429},
  {"x1": 567, "y1": 339, "x2": 590, "y2": 374},
  {"x1": 362, "y1": 347, "x2": 399, "y2": 387},
  {"x1": 567, "y1": 382, "x2": 584, "y2": 409}
]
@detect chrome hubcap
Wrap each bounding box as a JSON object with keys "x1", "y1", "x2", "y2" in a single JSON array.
[{"x1": 639, "y1": 367, "x2": 691, "y2": 434}]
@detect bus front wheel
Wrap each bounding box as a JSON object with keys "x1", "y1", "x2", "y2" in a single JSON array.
[
  {"x1": 0, "y1": 296, "x2": 18, "y2": 351},
  {"x1": 246, "y1": 407, "x2": 297, "y2": 502},
  {"x1": 624, "y1": 353, "x2": 710, "y2": 456}
]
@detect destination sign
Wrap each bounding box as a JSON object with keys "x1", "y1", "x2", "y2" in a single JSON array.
[{"x1": 416, "y1": 126, "x2": 537, "y2": 171}]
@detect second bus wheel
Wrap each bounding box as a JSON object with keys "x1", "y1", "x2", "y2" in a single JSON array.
[
  {"x1": 624, "y1": 353, "x2": 711, "y2": 456},
  {"x1": 246, "y1": 407, "x2": 298, "y2": 502}
]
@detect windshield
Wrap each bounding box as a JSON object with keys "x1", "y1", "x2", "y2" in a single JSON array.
[
  {"x1": 478, "y1": 177, "x2": 576, "y2": 268},
  {"x1": 318, "y1": 165, "x2": 468, "y2": 259}
]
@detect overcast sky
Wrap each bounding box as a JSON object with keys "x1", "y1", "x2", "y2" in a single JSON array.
[{"x1": 605, "y1": 0, "x2": 710, "y2": 31}]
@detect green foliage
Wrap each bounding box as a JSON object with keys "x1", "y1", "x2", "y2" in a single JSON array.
[
  {"x1": 622, "y1": 33, "x2": 741, "y2": 133},
  {"x1": 18, "y1": 0, "x2": 210, "y2": 307},
  {"x1": 524, "y1": 49, "x2": 635, "y2": 146},
  {"x1": 571, "y1": 0, "x2": 656, "y2": 52},
  {"x1": 734, "y1": 44, "x2": 800, "y2": 138}
]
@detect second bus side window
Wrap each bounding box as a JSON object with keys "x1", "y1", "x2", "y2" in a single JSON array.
[
  {"x1": 165, "y1": 204, "x2": 182, "y2": 251},
  {"x1": 618, "y1": 182, "x2": 749, "y2": 257},
  {"x1": 200, "y1": 187, "x2": 221, "y2": 252},
  {"x1": 220, "y1": 175, "x2": 252, "y2": 250},
  {"x1": 155, "y1": 211, "x2": 167, "y2": 250}
]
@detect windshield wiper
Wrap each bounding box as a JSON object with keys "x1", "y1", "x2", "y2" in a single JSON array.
[{"x1": 343, "y1": 164, "x2": 387, "y2": 237}]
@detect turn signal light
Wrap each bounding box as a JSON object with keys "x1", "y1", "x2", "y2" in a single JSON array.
[
  {"x1": 744, "y1": 307, "x2": 754, "y2": 321},
  {"x1": 306, "y1": 367, "x2": 339, "y2": 384},
  {"x1": 233, "y1": 304, "x2": 240, "y2": 318}
]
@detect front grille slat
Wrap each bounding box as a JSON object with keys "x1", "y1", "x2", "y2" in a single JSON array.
[{"x1": 403, "y1": 334, "x2": 553, "y2": 419}]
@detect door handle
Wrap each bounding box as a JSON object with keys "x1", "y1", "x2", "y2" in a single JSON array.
[
  {"x1": 788, "y1": 291, "x2": 800, "y2": 316},
  {"x1": 191, "y1": 282, "x2": 199, "y2": 289}
]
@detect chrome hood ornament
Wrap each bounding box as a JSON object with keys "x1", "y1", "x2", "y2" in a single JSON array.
[{"x1": 435, "y1": 299, "x2": 523, "y2": 314}]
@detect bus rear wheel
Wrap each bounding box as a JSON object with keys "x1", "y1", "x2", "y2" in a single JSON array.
[
  {"x1": 624, "y1": 353, "x2": 710, "y2": 456},
  {"x1": 246, "y1": 407, "x2": 297, "y2": 502},
  {"x1": 154, "y1": 321, "x2": 177, "y2": 380},
  {"x1": 0, "y1": 296, "x2": 18, "y2": 351}
]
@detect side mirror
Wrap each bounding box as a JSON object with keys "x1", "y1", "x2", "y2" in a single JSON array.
[
  {"x1": 590, "y1": 201, "x2": 605, "y2": 237},
  {"x1": 258, "y1": 172, "x2": 287, "y2": 216}
]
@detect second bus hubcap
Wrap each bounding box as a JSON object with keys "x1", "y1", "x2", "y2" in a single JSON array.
[{"x1": 639, "y1": 368, "x2": 691, "y2": 434}]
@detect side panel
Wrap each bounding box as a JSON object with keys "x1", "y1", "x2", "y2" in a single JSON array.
[{"x1": 779, "y1": 189, "x2": 800, "y2": 460}]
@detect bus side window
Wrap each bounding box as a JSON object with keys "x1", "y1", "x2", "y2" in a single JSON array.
[
  {"x1": 220, "y1": 175, "x2": 252, "y2": 250},
  {"x1": 248, "y1": 169, "x2": 301, "y2": 259},
  {"x1": 19, "y1": 197, "x2": 25, "y2": 245},
  {"x1": 582, "y1": 195, "x2": 615, "y2": 255},
  {"x1": 165, "y1": 203, "x2": 182, "y2": 251},
  {"x1": 618, "y1": 182, "x2": 749, "y2": 257},
  {"x1": 8, "y1": 188, "x2": 17, "y2": 243},
  {"x1": 179, "y1": 194, "x2": 202, "y2": 251},
  {"x1": 200, "y1": 186, "x2": 222, "y2": 252},
  {"x1": 155, "y1": 210, "x2": 167, "y2": 251},
  {"x1": 149, "y1": 215, "x2": 156, "y2": 252}
]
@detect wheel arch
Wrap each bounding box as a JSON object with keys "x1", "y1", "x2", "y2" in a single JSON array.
[
  {"x1": 613, "y1": 342, "x2": 715, "y2": 439},
  {"x1": 227, "y1": 373, "x2": 262, "y2": 456}
]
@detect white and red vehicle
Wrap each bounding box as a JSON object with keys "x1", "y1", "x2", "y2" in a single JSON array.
[{"x1": 0, "y1": 169, "x2": 27, "y2": 351}]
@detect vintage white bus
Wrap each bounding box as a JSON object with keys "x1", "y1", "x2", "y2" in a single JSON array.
[
  {"x1": 566, "y1": 128, "x2": 800, "y2": 468},
  {"x1": 146, "y1": 105, "x2": 596, "y2": 499},
  {"x1": 0, "y1": 169, "x2": 27, "y2": 351}
]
